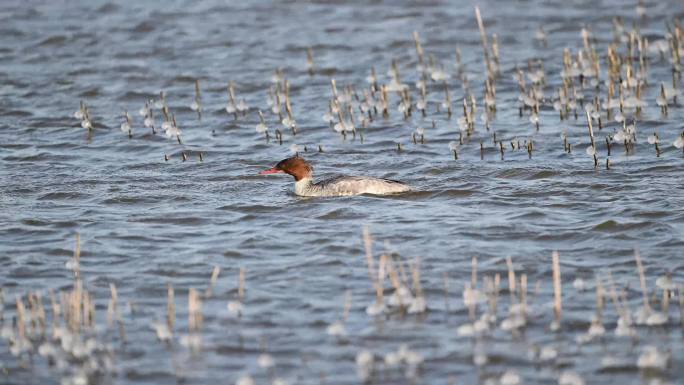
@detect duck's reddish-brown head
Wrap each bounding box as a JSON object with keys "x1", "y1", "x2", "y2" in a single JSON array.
[{"x1": 259, "y1": 156, "x2": 313, "y2": 181}]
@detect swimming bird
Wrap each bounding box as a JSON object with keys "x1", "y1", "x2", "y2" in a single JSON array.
[{"x1": 259, "y1": 156, "x2": 411, "y2": 197}]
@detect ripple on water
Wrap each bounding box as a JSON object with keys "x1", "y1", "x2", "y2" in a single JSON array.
[
  {"x1": 101, "y1": 195, "x2": 161, "y2": 205},
  {"x1": 592, "y1": 219, "x2": 652, "y2": 232},
  {"x1": 526, "y1": 169, "x2": 561, "y2": 179},
  {"x1": 315, "y1": 207, "x2": 365, "y2": 220},
  {"x1": 0, "y1": 109, "x2": 33, "y2": 117},
  {"x1": 430, "y1": 189, "x2": 473, "y2": 198},
  {"x1": 36, "y1": 35, "x2": 67, "y2": 47},
  {"x1": 38, "y1": 191, "x2": 90, "y2": 201}
]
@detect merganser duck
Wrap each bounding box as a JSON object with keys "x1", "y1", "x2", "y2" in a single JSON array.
[{"x1": 259, "y1": 156, "x2": 411, "y2": 197}]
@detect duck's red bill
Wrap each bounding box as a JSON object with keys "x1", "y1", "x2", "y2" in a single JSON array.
[{"x1": 259, "y1": 167, "x2": 284, "y2": 175}]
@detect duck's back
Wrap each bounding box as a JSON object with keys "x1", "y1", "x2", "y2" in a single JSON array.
[{"x1": 311, "y1": 176, "x2": 411, "y2": 196}]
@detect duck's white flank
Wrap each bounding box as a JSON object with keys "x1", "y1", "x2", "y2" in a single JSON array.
[{"x1": 294, "y1": 176, "x2": 410, "y2": 197}]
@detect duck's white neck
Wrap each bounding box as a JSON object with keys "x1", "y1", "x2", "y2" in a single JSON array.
[{"x1": 294, "y1": 177, "x2": 315, "y2": 196}]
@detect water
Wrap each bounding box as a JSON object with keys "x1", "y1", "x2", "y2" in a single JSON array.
[{"x1": 2, "y1": 1, "x2": 684, "y2": 384}]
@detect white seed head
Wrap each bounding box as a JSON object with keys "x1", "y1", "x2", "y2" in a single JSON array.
[{"x1": 258, "y1": 353, "x2": 275, "y2": 369}]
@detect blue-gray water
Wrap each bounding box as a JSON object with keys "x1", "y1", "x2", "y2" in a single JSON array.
[{"x1": 1, "y1": 1, "x2": 684, "y2": 384}]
